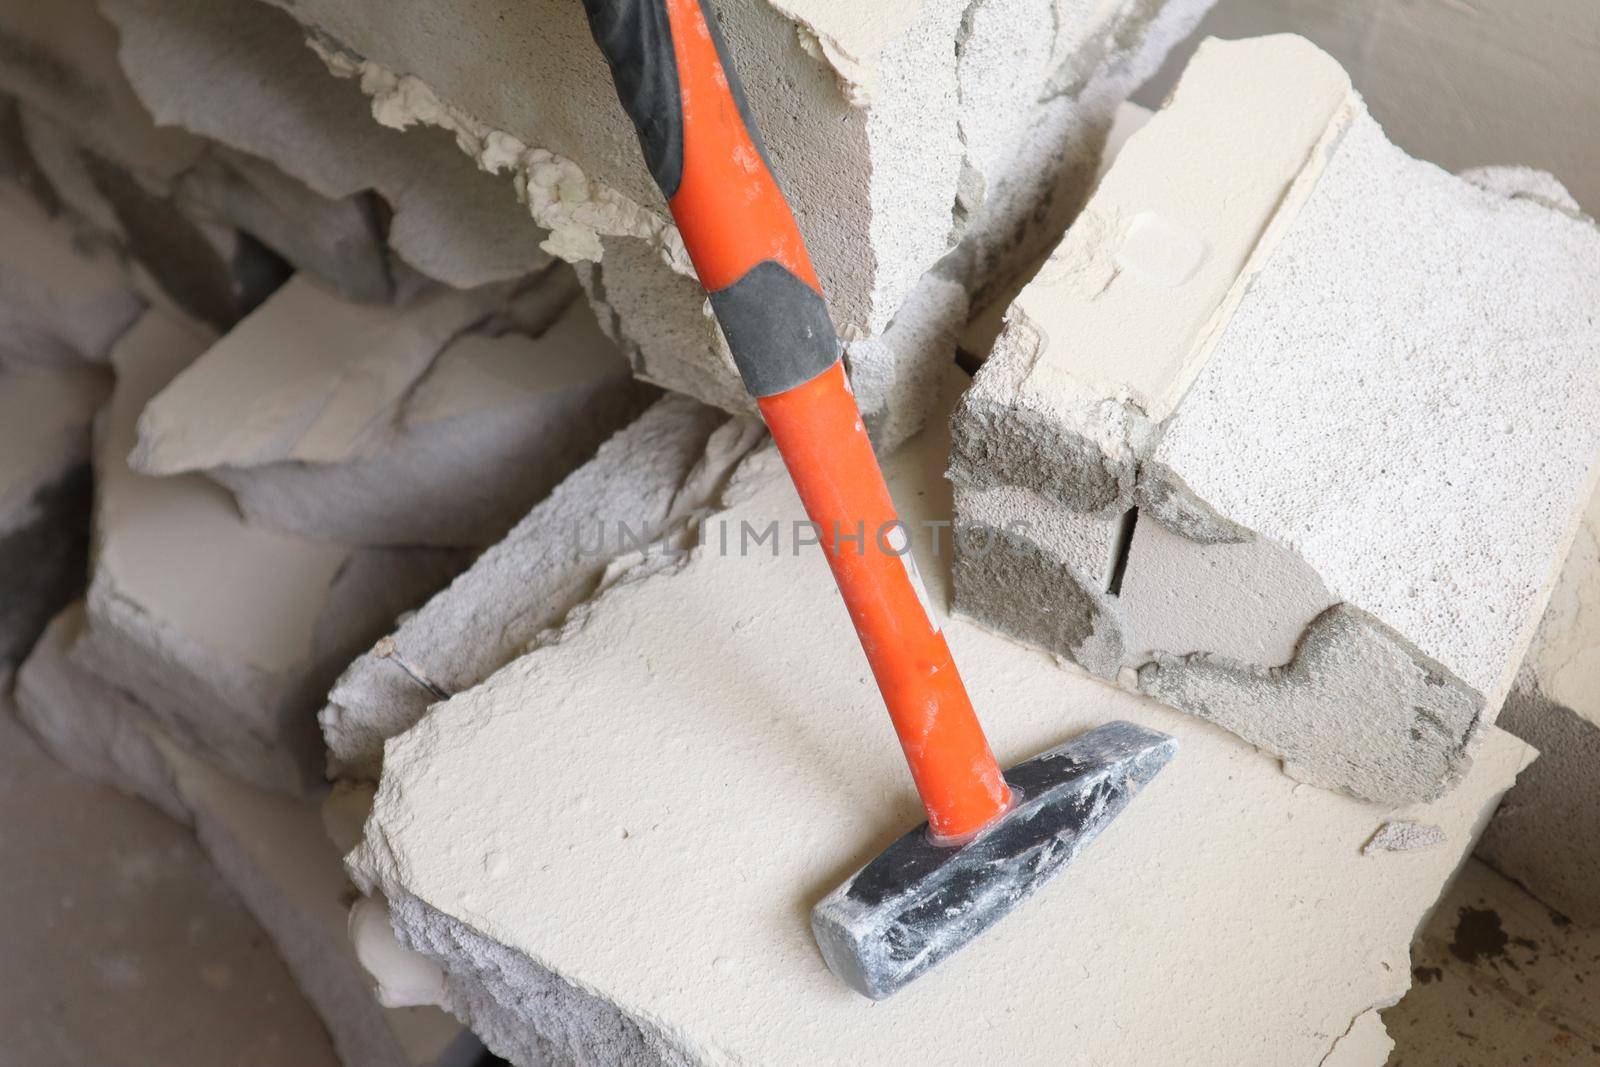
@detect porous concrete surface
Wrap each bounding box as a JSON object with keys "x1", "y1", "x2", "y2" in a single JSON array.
[
  {"x1": 321, "y1": 393, "x2": 762, "y2": 781},
  {"x1": 348, "y1": 372, "x2": 1535, "y2": 1066},
  {"x1": 1477, "y1": 485, "x2": 1600, "y2": 927},
  {"x1": 0, "y1": 677, "x2": 340, "y2": 1067},
  {"x1": 950, "y1": 35, "x2": 1600, "y2": 804},
  {"x1": 250, "y1": 0, "x2": 1213, "y2": 441},
  {"x1": 152, "y1": 276, "x2": 654, "y2": 547},
  {"x1": 14, "y1": 609, "x2": 476, "y2": 1067},
  {"x1": 0, "y1": 183, "x2": 144, "y2": 370},
  {"x1": 0, "y1": 362, "x2": 110, "y2": 662},
  {"x1": 75, "y1": 308, "x2": 466, "y2": 796},
  {"x1": 1384, "y1": 859, "x2": 1600, "y2": 1065}
]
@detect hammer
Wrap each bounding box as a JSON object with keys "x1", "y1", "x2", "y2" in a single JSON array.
[{"x1": 580, "y1": 0, "x2": 1176, "y2": 999}]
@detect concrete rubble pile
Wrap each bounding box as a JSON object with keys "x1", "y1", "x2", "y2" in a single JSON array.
[
  {"x1": 0, "y1": 1, "x2": 678, "y2": 1062},
  {"x1": 1, "y1": 0, "x2": 1598, "y2": 1065}
]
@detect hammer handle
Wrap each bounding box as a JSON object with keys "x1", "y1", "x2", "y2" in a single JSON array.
[{"x1": 582, "y1": 0, "x2": 1011, "y2": 839}]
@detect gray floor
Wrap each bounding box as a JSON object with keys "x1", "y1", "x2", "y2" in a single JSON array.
[
  {"x1": 1386, "y1": 858, "x2": 1600, "y2": 1065},
  {"x1": 0, "y1": 688, "x2": 338, "y2": 1067}
]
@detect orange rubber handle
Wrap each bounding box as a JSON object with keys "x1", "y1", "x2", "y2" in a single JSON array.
[
  {"x1": 585, "y1": 0, "x2": 1011, "y2": 838},
  {"x1": 760, "y1": 365, "x2": 1012, "y2": 839}
]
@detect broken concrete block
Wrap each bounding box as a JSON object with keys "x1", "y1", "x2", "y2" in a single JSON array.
[
  {"x1": 348, "y1": 370, "x2": 1535, "y2": 1066},
  {"x1": 14, "y1": 607, "x2": 476, "y2": 1067},
  {"x1": 0, "y1": 183, "x2": 143, "y2": 370},
  {"x1": 100, "y1": 0, "x2": 553, "y2": 290},
  {"x1": 75, "y1": 308, "x2": 467, "y2": 796},
  {"x1": 250, "y1": 0, "x2": 1211, "y2": 441},
  {"x1": 137, "y1": 272, "x2": 655, "y2": 547},
  {"x1": 131, "y1": 273, "x2": 503, "y2": 477},
  {"x1": 1476, "y1": 484, "x2": 1600, "y2": 927},
  {"x1": 320, "y1": 393, "x2": 761, "y2": 780},
  {"x1": 950, "y1": 35, "x2": 1600, "y2": 804},
  {"x1": 0, "y1": 364, "x2": 110, "y2": 663}
]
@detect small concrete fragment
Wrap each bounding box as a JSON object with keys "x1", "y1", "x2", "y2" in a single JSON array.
[
  {"x1": 76, "y1": 308, "x2": 465, "y2": 795},
  {"x1": 347, "y1": 372, "x2": 1536, "y2": 1066},
  {"x1": 320, "y1": 393, "x2": 761, "y2": 780},
  {"x1": 0, "y1": 364, "x2": 110, "y2": 662},
  {"x1": 951, "y1": 36, "x2": 1600, "y2": 803},
  {"x1": 1476, "y1": 484, "x2": 1600, "y2": 926},
  {"x1": 184, "y1": 285, "x2": 656, "y2": 547},
  {"x1": 14, "y1": 607, "x2": 473, "y2": 1067},
  {"x1": 1363, "y1": 821, "x2": 1447, "y2": 856}
]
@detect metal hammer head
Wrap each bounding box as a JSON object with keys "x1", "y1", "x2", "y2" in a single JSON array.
[{"x1": 811, "y1": 720, "x2": 1177, "y2": 999}]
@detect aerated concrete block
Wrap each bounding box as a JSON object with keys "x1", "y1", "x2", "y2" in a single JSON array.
[
  {"x1": 949, "y1": 35, "x2": 1600, "y2": 804},
  {"x1": 14, "y1": 605, "x2": 475, "y2": 1067},
  {"x1": 75, "y1": 308, "x2": 466, "y2": 796},
  {"x1": 1476, "y1": 484, "x2": 1600, "y2": 927},
  {"x1": 243, "y1": 0, "x2": 1212, "y2": 441},
  {"x1": 347, "y1": 371, "x2": 1536, "y2": 1066},
  {"x1": 0, "y1": 363, "x2": 111, "y2": 662},
  {"x1": 320, "y1": 393, "x2": 762, "y2": 781}
]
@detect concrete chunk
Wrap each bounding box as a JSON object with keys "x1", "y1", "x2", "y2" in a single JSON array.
[
  {"x1": 320, "y1": 393, "x2": 761, "y2": 780},
  {"x1": 0, "y1": 362, "x2": 110, "y2": 662},
  {"x1": 348, "y1": 371, "x2": 1534, "y2": 1065},
  {"x1": 131, "y1": 273, "x2": 503, "y2": 476},
  {"x1": 184, "y1": 287, "x2": 657, "y2": 547},
  {"x1": 950, "y1": 36, "x2": 1600, "y2": 803},
  {"x1": 76, "y1": 308, "x2": 466, "y2": 795},
  {"x1": 14, "y1": 606, "x2": 474, "y2": 1067}
]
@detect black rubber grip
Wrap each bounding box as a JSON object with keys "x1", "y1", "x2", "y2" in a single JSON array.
[
  {"x1": 581, "y1": 0, "x2": 771, "y2": 200},
  {"x1": 581, "y1": 0, "x2": 685, "y2": 197},
  {"x1": 708, "y1": 261, "x2": 841, "y2": 396}
]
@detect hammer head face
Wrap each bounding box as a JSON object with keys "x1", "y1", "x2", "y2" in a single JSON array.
[{"x1": 810, "y1": 720, "x2": 1177, "y2": 1000}]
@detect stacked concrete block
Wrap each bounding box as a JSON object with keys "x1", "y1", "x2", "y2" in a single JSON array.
[
  {"x1": 344, "y1": 371, "x2": 1537, "y2": 1066},
  {"x1": 1476, "y1": 484, "x2": 1600, "y2": 926},
  {"x1": 949, "y1": 35, "x2": 1600, "y2": 804},
  {"x1": 72, "y1": 307, "x2": 467, "y2": 796},
  {"x1": 239, "y1": 0, "x2": 1216, "y2": 441},
  {"x1": 321, "y1": 395, "x2": 764, "y2": 780},
  {"x1": 14, "y1": 606, "x2": 477, "y2": 1067},
  {"x1": 131, "y1": 268, "x2": 657, "y2": 548}
]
